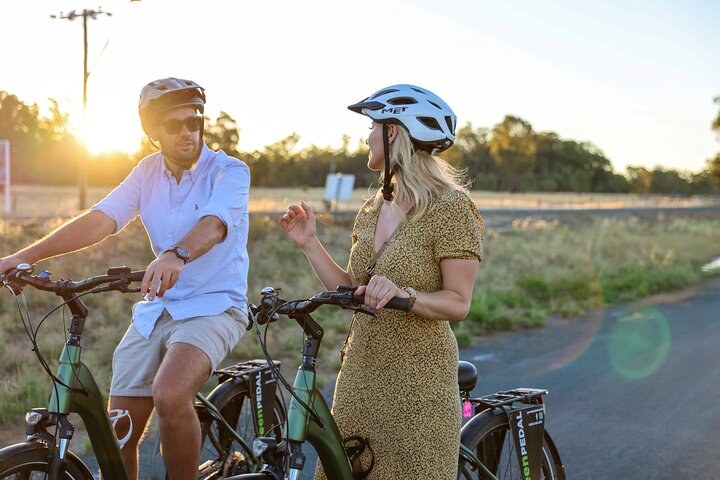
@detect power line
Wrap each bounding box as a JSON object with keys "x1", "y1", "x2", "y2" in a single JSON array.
[{"x1": 50, "y1": 8, "x2": 112, "y2": 211}]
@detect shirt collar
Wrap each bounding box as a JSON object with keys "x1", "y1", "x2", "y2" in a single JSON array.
[{"x1": 161, "y1": 143, "x2": 211, "y2": 182}]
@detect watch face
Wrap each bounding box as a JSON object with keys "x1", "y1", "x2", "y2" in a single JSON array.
[{"x1": 175, "y1": 247, "x2": 190, "y2": 261}]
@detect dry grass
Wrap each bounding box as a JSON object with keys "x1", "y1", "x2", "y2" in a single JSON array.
[{"x1": 453, "y1": 216, "x2": 720, "y2": 346}]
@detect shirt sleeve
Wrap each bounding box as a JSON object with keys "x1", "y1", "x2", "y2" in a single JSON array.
[
  {"x1": 434, "y1": 190, "x2": 484, "y2": 262},
  {"x1": 196, "y1": 160, "x2": 250, "y2": 242},
  {"x1": 90, "y1": 163, "x2": 142, "y2": 234}
]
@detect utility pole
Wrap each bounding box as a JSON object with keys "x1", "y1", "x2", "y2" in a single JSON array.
[{"x1": 51, "y1": 8, "x2": 112, "y2": 210}]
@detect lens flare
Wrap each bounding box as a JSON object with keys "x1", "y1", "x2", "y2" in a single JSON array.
[{"x1": 608, "y1": 308, "x2": 671, "y2": 380}]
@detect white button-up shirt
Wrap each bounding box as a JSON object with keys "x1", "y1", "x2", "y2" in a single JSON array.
[{"x1": 92, "y1": 144, "x2": 250, "y2": 338}]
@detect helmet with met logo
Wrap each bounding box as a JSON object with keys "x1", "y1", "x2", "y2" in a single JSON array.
[
  {"x1": 348, "y1": 84, "x2": 456, "y2": 153},
  {"x1": 138, "y1": 77, "x2": 205, "y2": 136},
  {"x1": 348, "y1": 84, "x2": 457, "y2": 201}
]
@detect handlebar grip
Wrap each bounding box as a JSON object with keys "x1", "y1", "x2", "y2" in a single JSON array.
[
  {"x1": 352, "y1": 295, "x2": 414, "y2": 312},
  {"x1": 127, "y1": 271, "x2": 146, "y2": 282}
]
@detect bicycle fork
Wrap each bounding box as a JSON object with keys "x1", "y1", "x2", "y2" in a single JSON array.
[{"x1": 39, "y1": 336, "x2": 130, "y2": 479}]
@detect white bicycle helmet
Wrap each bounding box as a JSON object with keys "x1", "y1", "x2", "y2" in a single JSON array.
[
  {"x1": 138, "y1": 77, "x2": 205, "y2": 135},
  {"x1": 348, "y1": 84, "x2": 457, "y2": 200},
  {"x1": 348, "y1": 84, "x2": 457, "y2": 152}
]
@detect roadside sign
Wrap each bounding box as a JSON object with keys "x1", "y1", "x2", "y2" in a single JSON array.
[
  {"x1": 0, "y1": 140, "x2": 10, "y2": 213},
  {"x1": 324, "y1": 173, "x2": 355, "y2": 211}
]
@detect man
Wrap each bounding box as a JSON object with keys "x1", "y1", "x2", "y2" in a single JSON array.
[{"x1": 0, "y1": 77, "x2": 251, "y2": 479}]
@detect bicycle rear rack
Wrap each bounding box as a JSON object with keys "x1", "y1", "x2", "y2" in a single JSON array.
[
  {"x1": 470, "y1": 387, "x2": 548, "y2": 409},
  {"x1": 213, "y1": 359, "x2": 282, "y2": 383}
]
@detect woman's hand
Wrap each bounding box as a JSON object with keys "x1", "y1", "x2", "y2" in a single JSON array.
[
  {"x1": 355, "y1": 275, "x2": 410, "y2": 310},
  {"x1": 280, "y1": 201, "x2": 317, "y2": 249}
]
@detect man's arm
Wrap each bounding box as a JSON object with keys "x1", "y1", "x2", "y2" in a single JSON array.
[
  {"x1": 0, "y1": 210, "x2": 117, "y2": 273},
  {"x1": 141, "y1": 160, "x2": 249, "y2": 300},
  {"x1": 177, "y1": 215, "x2": 228, "y2": 263},
  {"x1": 140, "y1": 215, "x2": 227, "y2": 300}
]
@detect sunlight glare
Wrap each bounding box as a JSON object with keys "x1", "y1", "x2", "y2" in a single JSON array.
[{"x1": 82, "y1": 113, "x2": 143, "y2": 156}]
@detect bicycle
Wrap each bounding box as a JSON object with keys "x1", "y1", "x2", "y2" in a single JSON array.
[
  {"x1": 223, "y1": 285, "x2": 565, "y2": 480},
  {"x1": 148, "y1": 359, "x2": 287, "y2": 479},
  {"x1": 0, "y1": 264, "x2": 286, "y2": 479}
]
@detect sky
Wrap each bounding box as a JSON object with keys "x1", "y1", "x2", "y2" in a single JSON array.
[{"x1": 1, "y1": 0, "x2": 719, "y2": 173}]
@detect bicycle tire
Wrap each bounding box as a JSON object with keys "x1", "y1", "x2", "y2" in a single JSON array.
[
  {"x1": 148, "y1": 386, "x2": 286, "y2": 479},
  {"x1": 0, "y1": 442, "x2": 93, "y2": 479},
  {"x1": 457, "y1": 409, "x2": 565, "y2": 480}
]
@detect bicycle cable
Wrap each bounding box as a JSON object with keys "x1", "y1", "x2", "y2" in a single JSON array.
[
  {"x1": 253, "y1": 299, "x2": 325, "y2": 428},
  {"x1": 262, "y1": 316, "x2": 292, "y2": 470},
  {"x1": 11, "y1": 285, "x2": 98, "y2": 397},
  {"x1": 4, "y1": 283, "x2": 64, "y2": 463}
]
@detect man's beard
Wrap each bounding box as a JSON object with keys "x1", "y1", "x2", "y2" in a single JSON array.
[{"x1": 164, "y1": 138, "x2": 201, "y2": 168}]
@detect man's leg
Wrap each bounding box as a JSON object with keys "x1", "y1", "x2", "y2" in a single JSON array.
[
  {"x1": 107, "y1": 396, "x2": 154, "y2": 480},
  {"x1": 153, "y1": 342, "x2": 211, "y2": 480}
]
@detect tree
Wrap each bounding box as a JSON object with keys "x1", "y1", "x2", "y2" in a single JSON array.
[
  {"x1": 626, "y1": 166, "x2": 652, "y2": 193},
  {"x1": 489, "y1": 116, "x2": 536, "y2": 192},
  {"x1": 712, "y1": 96, "x2": 720, "y2": 137},
  {"x1": 708, "y1": 153, "x2": 720, "y2": 185},
  {"x1": 245, "y1": 133, "x2": 301, "y2": 187},
  {"x1": 447, "y1": 122, "x2": 497, "y2": 190},
  {"x1": 649, "y1": 168, "x2": 691, "y2": 195},
  {"x1": 204, "y1": 112, "x2": 240, "y2": 158},
  {"x1": 0, "y1": 91, "x2": 86, "y2": 184}
]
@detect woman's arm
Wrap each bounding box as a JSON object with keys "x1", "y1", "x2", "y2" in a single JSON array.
[
  {"x1": 357, "y1": 258, "x2": 479, "y2": 322},
  {"x1": 280, "y1": 201, "x2": 355, "y2": 291},
  {"x1": 300, "y1": 237, "x2": 356, "y2": 291}
]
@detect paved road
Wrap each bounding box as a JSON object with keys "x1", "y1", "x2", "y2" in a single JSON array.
[{"x1": 460, "y1": 278, "x2": 720, "y2": 479}]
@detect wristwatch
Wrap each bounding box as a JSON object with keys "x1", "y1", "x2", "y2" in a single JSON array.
[{"x1": 164, "y1": 246, "x2": 190, "y2": 264}]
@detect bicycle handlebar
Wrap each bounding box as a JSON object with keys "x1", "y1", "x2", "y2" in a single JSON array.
[
  {"x1": 254, "y1": 285, "x2": 413, "y2": 326},
  {"x1": 352, "y1": 294, "x2": 413, "y2": 311},
  {"x1": 1, "y1": 264, "x2": 146, "y2": 297}
]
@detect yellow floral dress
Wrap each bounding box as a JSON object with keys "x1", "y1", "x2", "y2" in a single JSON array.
[{"x1": 316, "y1": 188, "x2": 484, "y2": 479}]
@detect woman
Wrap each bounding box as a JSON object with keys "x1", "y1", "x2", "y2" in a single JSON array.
[{"x1": 280, "y1": 84, "x2": 484, "y2": 479}]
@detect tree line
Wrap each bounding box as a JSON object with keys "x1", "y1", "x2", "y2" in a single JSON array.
[{"x1": 1, "y1": 90, "x2": 719, "y2": 194}]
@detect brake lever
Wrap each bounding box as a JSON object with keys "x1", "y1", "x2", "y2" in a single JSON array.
[
  {"x1": 90, "y1": 280, "x2": 138, "y2": 294},
  {"x1": 350, "y1": 304, "x2": 379, "y2": 318},
  {"x1": 1, "y1": 271, "x2": 23, "y2": 294}
]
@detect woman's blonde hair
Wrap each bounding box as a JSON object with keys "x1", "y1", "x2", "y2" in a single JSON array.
[{"x1": 371, "y1": 125, "x2": 470, "y2": 221}]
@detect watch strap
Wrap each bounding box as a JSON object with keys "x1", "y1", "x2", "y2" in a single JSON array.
[{"x1": 164, "y1": 247, "x2": 189, "y2": 264}]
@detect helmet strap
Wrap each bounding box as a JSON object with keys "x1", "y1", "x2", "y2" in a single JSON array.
[{"x1": 382, "y1": 123, "x2": 394, "y2": 201}]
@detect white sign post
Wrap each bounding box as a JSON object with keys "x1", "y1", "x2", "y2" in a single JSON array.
[
  {"x1": 323, "y1": 173, "x2": 356, "y2": 212},
  {"x1": 0, "y1": 140, "x2": 10, "y2": 214}
]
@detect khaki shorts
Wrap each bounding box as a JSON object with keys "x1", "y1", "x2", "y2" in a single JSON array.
[{"x1": 110, "y1": 307, "x2": 248, "y2": 397}]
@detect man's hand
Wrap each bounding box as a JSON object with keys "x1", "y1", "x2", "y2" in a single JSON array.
[
  {"x1": 140, "y1": 253, "x2": 185, "y2": 301},
  {"x1": 0, "y1": 255, "x2": 27, "y2": 275}
]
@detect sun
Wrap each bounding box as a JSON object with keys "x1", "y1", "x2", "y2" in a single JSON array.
[
  {"x1": 74, "y1": 90, "x2": 145, "y2": 156},
  {"x1": 81, "y1": 114, "x2": 144, "y2": 156}
]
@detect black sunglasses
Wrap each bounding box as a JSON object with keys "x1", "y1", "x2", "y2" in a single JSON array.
[{"x1": 160, "y1": 116, "x2": 203, "y2": 135}]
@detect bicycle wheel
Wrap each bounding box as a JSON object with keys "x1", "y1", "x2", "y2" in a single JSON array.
[
  {"x1": 457, "y1": 409, "x2": 565, "y2": 480},
  {"x1": 0, "y1": 442, "x2": 93, "y2": 479},
  {"x1": 197, "y1": 389, "x2": 286, "y2": 478},
  {"x1": 148, "y1": 387, "x2": 286, "y2": 480}
]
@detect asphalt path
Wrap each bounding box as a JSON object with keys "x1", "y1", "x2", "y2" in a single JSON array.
[{"x1": 460, "y1": 277, "x2": 720, "y2": 480}]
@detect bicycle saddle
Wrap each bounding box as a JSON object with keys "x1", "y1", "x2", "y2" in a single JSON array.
[{"x1": 458, "y1": 361, "x2": 478, "y2": 393}]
